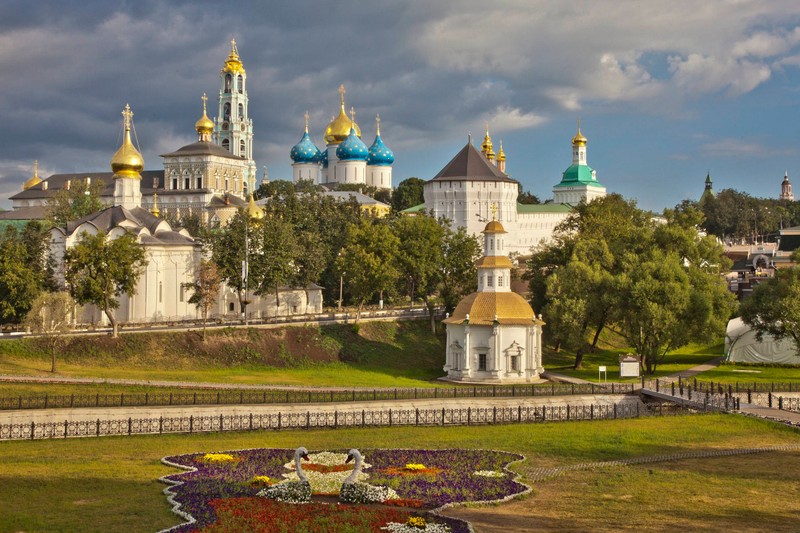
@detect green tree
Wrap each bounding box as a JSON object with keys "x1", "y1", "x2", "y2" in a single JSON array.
[
  {"x1": 209, "y1": 212, "x2": 262, "y2": 317},
  {"x1": 392, "y1": 215, "x2": 446, "y2": 333},
  {"x1": 24, "y1": 291, "x2": 75, "y2": 372},
  {"x1": 439, "y1": 225, "x2": 481, "y2": 313},
  {"x1": 0, "y1": 222, "x2": 52, "y2": 323},
  {"x1": 45, "y1": 178, "x2": 105, "y2": 227},
  {"x1": 63, "y1": 231, "x2": 148, "y2": 338},
  {"x1": 391, "y1": 177, "x2": 425, "y2": 212},
  {"x1": 741, "y1": 267, "x2": 800, "y2": 355},
  {"x1": 335, "y1": 219, "x2": 400, "y2": 322},
  {"x1": 517, "y1": 188, "x2": 541, "y2": 205},
  {"x1": 183, "y1": 259, "x2": 221, "y2": 341},
  {"x1": 251, "y1": 216, "x2": 298, "y2": 315}
]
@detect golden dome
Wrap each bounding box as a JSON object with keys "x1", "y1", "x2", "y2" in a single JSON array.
[
  {"x1": 111, "y1": 104, "x2": 144, "y2": 179},
  {"x1": 444, "y1": 292, "x2": 535, "y2": 326},
  {"x1": 476, "y1": 255, "x2": 513, "y2": 268},
  {"x1": 481, "y1": 126, "x2": 495, "y2": 159},
  {"x1": 483, "y1": 220, "x2": 507, "y2": 234},
  {"x1": 23, "y1": 160, "x2": 42, "y2": 190},
  {"x1": 572, "y1": 122, "x2": 587, "y2": 146},
  {"x1": 195, "y1": 93, "x2": 214, "y2": 136},
  {"x1": 324, "y1": 84, "x2": 361, "y2": 144},
  {"x1": 246, "y1": 193, "x2": 264, "y2": 219},
  {"x1": 497, "y1": 141, "x2": 506, "y2": 162},
  {"x1": 222, "y1": 39, "x2": 245, "y2": 74}
]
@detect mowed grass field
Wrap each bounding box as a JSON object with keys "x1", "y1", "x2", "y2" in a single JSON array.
[{"x1": 0, "y1": 415, "x2": 798, "y2": 532}]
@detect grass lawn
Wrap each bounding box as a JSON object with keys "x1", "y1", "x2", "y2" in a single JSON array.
[
  {"x1": 0, "y1": 321, "x2": 449, "y2": 391},
  {"x1": 0, "y1": 415, "x2": 797, "y2": 532},
  {"x1": 544, "y1": 341, "x2": 723, "y2": 382},
  {"x1": 694, "y1": 363, "x2": 800, "y2": 384}
]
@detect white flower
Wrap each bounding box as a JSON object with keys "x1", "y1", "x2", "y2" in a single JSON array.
[
  {"x1": 381, "y1": 522, "x2": 452, "y2": 532},
  {"x1": 473, "y1": 470, "x2": 505, "y2": 478}
]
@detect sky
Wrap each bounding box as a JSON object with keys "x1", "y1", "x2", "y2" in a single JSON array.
[{"x1": 2, "y1": 0, "x2": 800, "y2": 212}]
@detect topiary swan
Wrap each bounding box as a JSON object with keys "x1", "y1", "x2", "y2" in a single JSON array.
[
  {"x1": 339, "y1": 448, "x2": 397, "y2": 504},
  {"x1": 258, "y1": 447, "x2": 312, "y2": 503}
]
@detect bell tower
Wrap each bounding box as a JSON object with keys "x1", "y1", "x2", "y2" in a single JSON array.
[{"x1": 213, "y1": 39, "x2": 257, "y2": 195}]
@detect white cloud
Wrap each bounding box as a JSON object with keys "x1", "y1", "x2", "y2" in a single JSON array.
[
  {"x1": 668, "y1": 54, "x2": 772, "y2": 96},
  {"x1": 700, "y1": 138, "x2": 795, "y2": 157}
]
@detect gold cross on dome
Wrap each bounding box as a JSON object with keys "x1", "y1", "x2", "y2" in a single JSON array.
[
  {"x1": 339, "y1": 84, "x2": 345, "y2": 106},
  {"x1": 201, "y1": 93, "x2": 208, "y2": 113},
  {"x1": 490, "y1": 202, "x2": 498, "y2": 221},
  {"x1": 304, "y1": 110, "x2": 310, "y2": 132},
  {"x1": 350, "y1": 106, "x2": 356, "y2": 123},
  {"x1": 122, "y1": 104, "x2": 133, "y2": 130},
  {"x1": 376, "y1": 114, "x2": 381, "y2": 134}
]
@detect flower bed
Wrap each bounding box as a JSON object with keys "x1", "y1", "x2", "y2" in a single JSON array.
[{"x1": 160, "y1": 448, "x2": 527, "y2": 533}]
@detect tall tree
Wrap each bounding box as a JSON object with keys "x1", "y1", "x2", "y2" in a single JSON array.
[
  {"x1": 183, "y1": 259, "x2": 221, "y2": 341},
  {"x1": 45, "y1": 178, "x2": 105, "y2": 227},
  {"x1": 740, "y1": 266, "x2": 800, "y2": 355},
  {"x1": 0, "y1": 222, "x2": 52, "y2": 323},
  {"x1": 209, "y1": 212, "x2": 263, "y2": 317},
  {"x1": 251, "y1": 216, "x2": 298, "y2": 315},
  {"x1": 24, "y1": 291, "x2": 75, "y2": 372},
  {"x1": 63, "y1": 231, "x2": 147, "y2": 338},
  {"x1": 392, "y1": 215, "x2": 445, "y2": 333},
  {"x1": 391, "y1": 177, "x2": 425, "y2": 212},
  {"x1": 335, "y1": 219, "x2": 400, "y2": 322},
  {"x1": 439, "y1": 225, "x2": 481, "y2": 313}
]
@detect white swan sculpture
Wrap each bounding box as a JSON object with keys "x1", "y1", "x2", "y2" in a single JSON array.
[
  {"x1": 258, "y1": 447, "x2": 312, "y2": 502},
  {"x1": 339, "y1": 448, "x2": 396, "y2": 504}
]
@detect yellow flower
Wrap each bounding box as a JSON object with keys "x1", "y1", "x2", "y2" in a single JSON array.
[
  {"x1": 407, "y1": 516, "x2": 427, "y2": 528},
  {"x1": 404, "y1": 463, "x2": 426, "y2": 471},
  {"x1": 201, "y1": 453, "x2": 236, "y2": 463},
  {"x1": 250, "y1": 475, "x2": 271, "y2": 485}
]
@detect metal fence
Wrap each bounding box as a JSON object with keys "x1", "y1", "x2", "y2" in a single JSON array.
[
  {"x1": 0, "y1": 400, "x2": 701, "y2": 441},
  {"x1": 0, "y1": 382, "x2": 636, "y2": 411},
  {"x1": 666, "y1": 378, "x2": 800, "y2": 394},
  {"x1": 777, "y1": 396, "x2": 800, "y2": 412}
]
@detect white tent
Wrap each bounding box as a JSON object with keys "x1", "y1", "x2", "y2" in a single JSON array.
[{"x1": 725, "y1": 317, "x2": 800, "y2": 364}]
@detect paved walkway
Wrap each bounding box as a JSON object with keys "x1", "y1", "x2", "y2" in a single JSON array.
[
  {"x1": 543, "y1": 355, "x2": 725, "y2": 386},
  {"x1": 0, "y1": 394, "x2": 638, "y2": 426}
]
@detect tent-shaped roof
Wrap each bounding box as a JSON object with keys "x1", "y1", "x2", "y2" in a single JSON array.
[
  {"x1": 725, "y1": 317, "x2": 800, "y2": 364},
  {"x1": 431, "y1": 143, "x2": 517, "y2": 183}
]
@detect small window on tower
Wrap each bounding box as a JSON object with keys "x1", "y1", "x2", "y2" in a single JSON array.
[
  {"x1": 487, "y1": 275, "x2": 493, "y2": 287},
  {"x1": 237, "y1": 75, "x2": 243, "y2": 93},
  {"x1": 224, "y1": 74, "x2": 231, "y2": 93},
  {"x1": 238, "y1": 103, "x2": 244, "y2": 119},
  {"x1": 184, "y1": 176, "x2": 190, "y2": 190},
  {"x1": 196, "y1": 176, "x2": 202, "y2": 189},
  {"x1": 222, "y1": 139, "x2": 230, "y2": 151},
  {"x1": 224, "y1": 103, "x2": 231, "y2": 120},
  {"x1": 240, "y1": 140, "x2": 246, "y2": 157},
  {"x1": 498, "y1": 275, "x2": 503, "y2": 287}
]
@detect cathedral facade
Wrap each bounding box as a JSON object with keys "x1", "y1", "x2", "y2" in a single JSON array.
[{"x1": 290, "y1": 85, "x2": 394, "y2": 190}]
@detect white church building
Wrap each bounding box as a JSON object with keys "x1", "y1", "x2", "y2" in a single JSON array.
[
  {"x1": 443, "y1": 218, "x2": 544, "y2": 382},
  {"x1": 416, "y1": 126, "x2": 606, "y2": 255}
]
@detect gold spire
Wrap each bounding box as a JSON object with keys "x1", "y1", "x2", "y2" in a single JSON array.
[
  {"x1": 222, "y1": 38, "x2": 245, "y2": 74},
  {"x1": 195, "y1": 93, "x2": 214, "y2": 139},
  {"x1": 375, "y1": 114, "x2": 381, "y2": 136},
  {"x1": 325, "y1": 84, "x2": 361, "y2": 144},
  {"x1": 481, "y1": 124, "x2": 495, "y2": 161},
  {"x1": 23, "y1": 160, "x2": 42, "y2": 190},
  {"x1": 304, "y1": 110, "x2": 310, "y2": 133},
  {"x1": 110, "y1": 104, "x2": 144, "y2": 179},
  {"x1": 150, "y1": 192, "x2": 160, "y2": 217},
  {"x1": 571, "y1": 119, "x2": 587, "y2": 146},
  {"x1": 246, "y1": 192, "x2": 264, "y2": 219},
  {"x1": 497, "y1": 140, "x2": 506, "y2": 161}
]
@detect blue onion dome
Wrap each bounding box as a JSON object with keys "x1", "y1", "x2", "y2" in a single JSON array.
[
  {"x1": 367, "y1": 134, "x2": 394, "y2": 166},
  {"x1": 320, "y1": 149, "x2": 329, "y2": 168},
  {"x1": 290, "y1": 131, "x2": 321, "y2": 164},
  {"x1": 336, "y1": 127, "x2": 369, "y2": 161}
]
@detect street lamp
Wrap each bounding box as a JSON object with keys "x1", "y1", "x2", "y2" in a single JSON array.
[{"x1": 338, "y1": 272, "x2": 346, "y2": 312}]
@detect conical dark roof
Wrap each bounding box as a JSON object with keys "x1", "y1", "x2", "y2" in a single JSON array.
[{"x1": 431, "y1": 143, "x2": 516, "y2": 183}]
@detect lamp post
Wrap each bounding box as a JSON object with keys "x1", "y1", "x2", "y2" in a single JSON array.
[
  {"x1": 338, "y1": 272, "x2": 346, "y2": 312},
  {"x1": 242, "y1": 216, "x2": 249, "y2": 326}
]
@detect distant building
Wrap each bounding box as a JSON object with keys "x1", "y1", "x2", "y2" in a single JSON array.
[
  {"x1": 289, "y1": 86, "x2": 394, "y2": 190},
  {"x1": 414, "y1": 125, "x2": 607, "y2": 254},
  {"x1": 780, "y1": 172, "x2": 794, "y2": 201},
  {"x1": 700, "y1": 172, "x2": 715, "y2": 204}
]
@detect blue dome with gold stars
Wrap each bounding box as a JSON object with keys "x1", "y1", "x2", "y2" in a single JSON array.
[
  {"x1": 320, "y1": 148, "x2": 328, "y2": 168},
  {"x1": 336, "y1": 127, "x2": 368, "y2": 161},
  {"x1": 367, "y1": 133, "x2": 394, "y2": 166},
  {"x1": 290, "y1": 131, "x2": 321, "y2": 164}
]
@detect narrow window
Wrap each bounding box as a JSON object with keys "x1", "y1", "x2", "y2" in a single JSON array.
[
  {"x1": 237, "y1": 75, "x2": 243, "y2": 93},
  {"x1": 172, "y1": 177, "x2": 178, "y2": 189},
  {"x1": 184, "y1": 176, "x2": 190, "y2": 189},
  {"x1": 487, "y1": 275, "x2": 493, "y2": 287},
  {"x1": 240, "y1": 139, "x2": 246, "y2": 157},
  {"x1": 238, "y1": 103, "x2": 244, "y2": 119},
  {"x1": 159, "y1": 282, "x2": 163, "y2": 303},
  {"x1": 224, "y1": 74, "x2": 232, "y2": 93},
  {"x1": 498, "y1": 275, "x2": 503, "y2": 287},
  {"x1": 229, "y1": 302, "x2": 235, "y2": 312},
  {"x1": 223, "y1": 103, "x2": 231, "y2": 120},
  {"x1": 510, "y1": 356, "x2": 518, "y2": 371},
  {"x1": 478, "y1": 354, "x2": 487, "y2": 371},
  {"x1": 222, "y1": 139, "x2": 230, "y2": 151},
  {"x1": 196, "y1": 176, "x2": 202, "y2": 189}
]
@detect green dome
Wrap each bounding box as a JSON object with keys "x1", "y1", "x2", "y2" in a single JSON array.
[{"x1": 555, "y1": 163, "x2": 604, "y2": 188}]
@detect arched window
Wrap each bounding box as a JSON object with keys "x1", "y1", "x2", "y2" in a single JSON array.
[
  {"x1": 223, "y1": 103, "x2": 231, "y2": 120},
  {"x1": 222, "y1": 139, "x2": 230, "y2": 151},
  {"x1": 237, "y1": 75, "x2": 243, "y2": 93},
  {"x1": 225, "y1": 175, "x2": 229, "y2": 190},
  {"x1": 238, "y1": 103, "x2": 244, "y2": 119},
  {"x1": 171, "y1": 175, "x2": 178, "y2": 190},
  {"x1": 196, "y1": 175, "x2": 202, "y2": 189},
  {"x1": 184, "y1": 175, "x2": 190, "y2": 190},
  {"x1": 224, "y1": 74, "x2": 232, "y2": 93},
  {"x1": 214, "y1": 173, "x2": 220, "y2": 189},
  {"x1": 240, "y1": 139, "x2": 246, "y2": 157}
]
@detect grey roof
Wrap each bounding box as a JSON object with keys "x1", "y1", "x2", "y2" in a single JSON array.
[
  {"x1": 10, "y1": 171, "x2": 166, "y2": 200},
  {"x1": 207, "y1": 194, "x2": 247, "y2": 208},
  {"x1": 430, "y1": 143, "x2": 517, "y2": 183},
  {"x1": 0, "y1": 206, "x2": 46, "y2": 220},
  {"x1": 63, "y1": 205, "x2": 195, "y2": 246},
  {"x1": 161, "y1": 141, "x2": 245, "y2": 159},
  {"x1": 323, "y1": 190, "x2": 389, "y2": 207}
]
